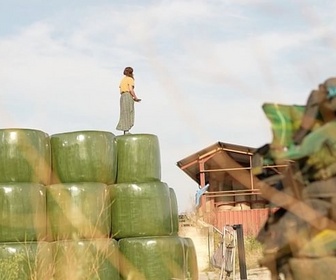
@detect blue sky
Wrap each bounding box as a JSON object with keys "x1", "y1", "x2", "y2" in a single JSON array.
[{"x1": 1, "y1": 0, "x2": 336, "y2": 212}]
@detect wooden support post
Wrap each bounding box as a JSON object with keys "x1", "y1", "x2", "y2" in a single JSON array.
[{"x1": 233, "y1": 224, "x2": 247, "y2": 280}]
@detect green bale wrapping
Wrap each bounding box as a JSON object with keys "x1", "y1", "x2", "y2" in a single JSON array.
[
  {"x1": 116, "y1": 134, "x2": 161, "y2": 183},
  {"x1": 262, "y1": 103, "x2": 306, "y2": 148},
  {"x1": 118, "y1": 236, "x2": 186, "y2": 280},
  {"x1": 110, "y1": 181, "x2": 173, "y2": 239},
  {"x1": 53, "y1": 238, "x2": 120, "y2": 280},
  {"x1": 50, "y1": 130, "x2": 117, "y2": 184},
  {"x1": 0, "y1": 183, "x2": 47, "y2": 242},
  {"x1": 0, "y1": 128, "x2": 51, "y2": 185},
  {"x1": 0, "y1": 241, "x2": 53, "y2": 280},
  {"x1": 169, "y1": 187, "x2": 179, "y2": 234},
  {"x1": 47, "y1": 183, "x2": 111, "y2": 241},
  {"x1": 182, "y1": 237, "x2": 199, "y2": 280}
]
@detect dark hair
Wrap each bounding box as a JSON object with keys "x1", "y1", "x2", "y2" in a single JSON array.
[{"x1": 123, "y1": 67, "x2": 134, "y2": 78}]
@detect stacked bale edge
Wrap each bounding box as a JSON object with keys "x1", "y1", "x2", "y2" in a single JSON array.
[
  {"x1": 169, "y1": 187, "x2": 179, "y2": 234},
  {"x1": 0, "y1": 128, "x2": 51, "y2": 279}
]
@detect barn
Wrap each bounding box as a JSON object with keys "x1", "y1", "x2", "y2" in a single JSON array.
[{"x1": 177, "y1": 141, "x2": 280, "y2": 236}]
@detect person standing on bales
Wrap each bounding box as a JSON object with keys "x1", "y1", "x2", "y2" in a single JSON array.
[{"x1": 116, "y1": 67, "x2": 141, "y2": 134}]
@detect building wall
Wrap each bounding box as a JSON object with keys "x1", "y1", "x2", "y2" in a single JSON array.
[{"x1": 214, "y1": 208, "x2": 272, "y2": 237}]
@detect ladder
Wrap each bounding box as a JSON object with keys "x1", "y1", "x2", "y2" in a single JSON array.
[{"x1": 219, "y1": 225, "x2": 237, "y2": 280}]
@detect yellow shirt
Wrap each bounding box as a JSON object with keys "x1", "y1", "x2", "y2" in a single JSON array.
[{"x1": 119, "y1": 76, "x2": 134, "y2": 93}]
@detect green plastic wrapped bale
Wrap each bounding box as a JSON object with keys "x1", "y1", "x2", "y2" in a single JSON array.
[
  {"x1": 182, "y1": 237, "x2": 199, "y2": 280},
  {"x1": 110, "y1": 182, "x2": 173, "y2": 239},
  {"x1": 169, "y1": 187, "x2": 179, "y2": 235},
  {"x1": 47, "y1": 183, "x2": 111, "y2": 241},
  {"x1": 115, "y1": 134, "x2": 161, "y2": 183},
  {"x1": 0, "y1": 241, "x2": 53, "y2": 280},
  {"x1": 53, "y1": 239, "x2": 120, "y2": 280},
  {"x1": 50, "y1": 130, "x2": 117, "y2": 184},
  {"x1": 0, "y1": 183, "x2": 47, "y2": 242},
  {"x1": 0, "y1": 128, "x2": 51, "y2": 185},
  {"x1": 262, "y1": 103, "x2": 314, "y2": 148},
  {"x1": 118, "y1": 236, "x2": 186, "y2": 280}
]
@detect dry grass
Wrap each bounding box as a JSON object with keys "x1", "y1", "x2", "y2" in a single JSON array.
[
  {"x1": 212, "y1": 229, "x2": 263, "y2": 272},
  {"x1": 243, "y1": 236, "x2": 263, "y2": 270}
]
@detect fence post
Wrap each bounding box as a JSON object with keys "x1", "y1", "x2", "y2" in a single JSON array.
[{"x1": 233, "y1": 224, "x2": 247, "y2": 280}]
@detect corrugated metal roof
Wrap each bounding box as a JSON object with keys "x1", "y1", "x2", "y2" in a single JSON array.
[{"x1": 176, "y1": 142, "x2": 256, "y2": 185}]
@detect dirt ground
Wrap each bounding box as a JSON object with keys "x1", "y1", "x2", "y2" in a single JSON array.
[
  {"x1": 199, "y1": 267, "x2": 271, "y2": 280},
  {"x1": 179, "y1": 218, "x2": 272, "y2": 280}
]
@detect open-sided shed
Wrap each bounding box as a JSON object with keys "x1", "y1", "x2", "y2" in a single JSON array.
[{"x1": 177, "y1": 142, "x2": 273, "y2": 236}]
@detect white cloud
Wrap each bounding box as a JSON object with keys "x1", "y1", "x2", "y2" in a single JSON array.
[{"x1": 1, "y1": 0, "x2": 336, "y2": 211}]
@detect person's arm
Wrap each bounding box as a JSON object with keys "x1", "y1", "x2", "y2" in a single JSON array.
[
  {"x1": 128, "y1": 80, "x2": 141, "y2": 102},
  {"x1": 129, "y1": 86, "x2": 141, "y2": 102}
]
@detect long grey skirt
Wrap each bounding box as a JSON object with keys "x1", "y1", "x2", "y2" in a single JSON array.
[{"x1": 116, "y1": 92, "x2": 134, "y2": 131}]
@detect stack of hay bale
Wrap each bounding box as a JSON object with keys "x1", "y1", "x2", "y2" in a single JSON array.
[{"x1": 0, "y1": 129, "x2": 198, "y2": 280}]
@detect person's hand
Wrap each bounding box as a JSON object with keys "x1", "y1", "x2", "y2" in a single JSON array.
[{"x1": 134, "y1": 98, "x2": 141, "y2": 102}]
